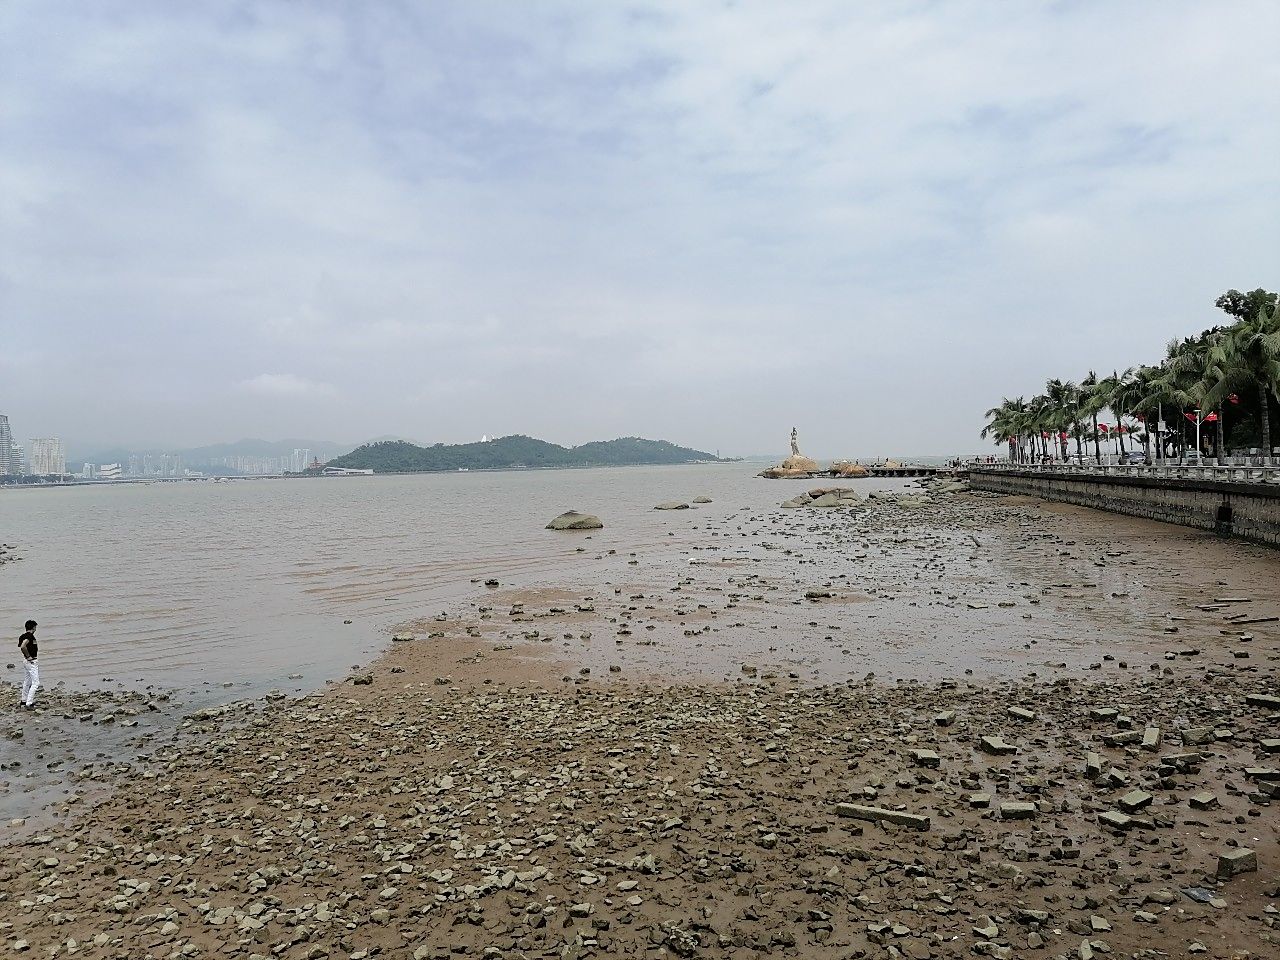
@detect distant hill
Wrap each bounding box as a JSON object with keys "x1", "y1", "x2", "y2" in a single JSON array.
[{"x1": 326, "y1": 435, "x2": 728, "y2": 472}]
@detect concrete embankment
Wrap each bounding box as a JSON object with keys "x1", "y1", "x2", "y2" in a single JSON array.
[{"x1": 971, "y1": 469, "x2": 1280, "y2": 546}]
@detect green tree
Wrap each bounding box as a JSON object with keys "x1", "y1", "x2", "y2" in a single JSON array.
[
  {"x1": 1203, "y1": 292, "x2": 1280, "y2": 457},
  {"x1": 1080, "y1": 371, "x2": 1105, "y2": 463},
  {"x1": 981, "y1": 397, "x2": 1027, "y2": 462}
]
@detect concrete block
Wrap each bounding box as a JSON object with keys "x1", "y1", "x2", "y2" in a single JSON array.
[
  {"x1": 1183, "y1": 727, "x2": 1215, "y2": 746},
  {"x1": 979, "y1": 735, "x2": 1018, "y2": 756},
  {"x1": 1098, "y1": 811, "x2": 1133, "y2": 831},
  {"x1": 1118, "y1": 790, "x2": 1153, "y2": 813},
  {"x1": 910, "y1": 749, "x2": 941, "y2": 769},
  {"x1": 835, "y1": 803, "x2": 930, "y2": 832},
  {"x1": 999, "y1": 802, "x2": 1037, "y2": 820},
  {"x1": 1215, "y1": 848, "x2": 1257, "y2": 879},
  {"x1": 1085, "y1": 752, "x2": 1105, "y2": 778}
]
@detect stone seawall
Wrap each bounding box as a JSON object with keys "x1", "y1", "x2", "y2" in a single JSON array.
[{"x1": 970, "y1": 471, "x2": 1280, "y2": 547}]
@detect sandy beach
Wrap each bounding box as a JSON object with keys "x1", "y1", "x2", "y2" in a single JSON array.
[{"x1": 2, "y1": 484, "x2": 1277, "y2": 959}]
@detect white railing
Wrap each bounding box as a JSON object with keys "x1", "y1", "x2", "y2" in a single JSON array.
[{"x1": 969, "y1": 459, "x2": 1280, "y2": 484}]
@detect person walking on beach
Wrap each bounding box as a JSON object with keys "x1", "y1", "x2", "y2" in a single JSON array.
[{"x1": 18, "y1": 619, "x2": 39, "y2": 709}]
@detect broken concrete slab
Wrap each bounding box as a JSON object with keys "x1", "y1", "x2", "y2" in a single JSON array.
[{"x1": 835, "y1": 803, "x2": 930, "y2": 832}]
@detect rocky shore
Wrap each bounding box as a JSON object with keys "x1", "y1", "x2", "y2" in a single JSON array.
[{"x1": 2, "y1": 487, "x2": 1276, "y2": 959}]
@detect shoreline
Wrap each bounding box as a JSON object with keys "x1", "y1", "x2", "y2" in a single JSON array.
[
  {"x1": 0, "y1": 458, "x2": 754, "y2": 491},
  {"x1": 2, "y1": 486, "x2": 1276, "y2": 956}
]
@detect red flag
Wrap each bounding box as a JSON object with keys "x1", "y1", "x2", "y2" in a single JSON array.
[
  {"x1": 1135, "y1": 413, "x2": 1146, "y2": 421},
  {"x1": 1228, "y1": 394, "x2": 1239, "y2": 404},
  {"x1": 1098, "y1": 424, "x2": 1109, "y2": 433},
  {"x1": 1204, "y1": 412, "x2": 1219, "y2": 422},
  {"x1": 1184, "y1": 412, "x2": 1197, "y2": 422}
]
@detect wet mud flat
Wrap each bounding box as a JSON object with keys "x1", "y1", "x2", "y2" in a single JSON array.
[
  {"x1": 0, "y1": 686, "x2": 184, "y2": 826},
  {"x1": 1, "y1": 487, "x2": 1277, "y2": 958}
]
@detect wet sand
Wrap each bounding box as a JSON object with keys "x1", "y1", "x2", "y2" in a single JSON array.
[{"x1": 2, "y1": 484, "x2": 1277, "y2": 958}]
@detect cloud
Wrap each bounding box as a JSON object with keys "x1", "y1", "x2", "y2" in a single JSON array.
[
  {"x1": 237, "y1": 373, "x2": 334, "y2": 398},
  {"x1": 1, "y1": 1, "x2": 1277, "y2": 455}
]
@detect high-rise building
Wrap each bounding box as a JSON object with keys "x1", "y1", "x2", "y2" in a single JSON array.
[
  {"x1": 29, "y1": 438, "x2": 67, "y2": 476},
  {"x1": 82, "y1": 463, "x2": 96, "y2": 479},
  {"x1": 0, "y1": 413, "x2": 16, "y2": 475},
  {"x1": 291, "y1": 448, "x2": 312, "y2": 473},
  {"x1": 98, "y1": 463, "x2": 122, "y2": 480}
]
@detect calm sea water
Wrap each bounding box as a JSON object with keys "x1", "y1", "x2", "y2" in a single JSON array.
[{"x1": 0, "y1": 464, "x2": 914, "y2": 697}]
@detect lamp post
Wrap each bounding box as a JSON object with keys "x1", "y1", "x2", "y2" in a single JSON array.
[{"x1": 1193, "y1": 408, "x2": 1202, "y2": 463}]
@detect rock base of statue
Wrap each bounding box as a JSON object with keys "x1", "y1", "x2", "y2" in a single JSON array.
[{"x1": 758, "y1": 454, "x2": 822, "y2": 479}]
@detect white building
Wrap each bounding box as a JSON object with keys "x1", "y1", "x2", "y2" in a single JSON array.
[
  {"x1": 29, "y1": 437, "x2": 66, "y2": 476},
  {"x1": 98, "y1": 462, "x2": 122, "y2": 480},
  {"x1": 82, "y1": 463, "x2": 96, "y2": 479},
  {"x1": 0, "y1": 414, "x2": 17, "y2": 475},
  {"x1": 290, "y1": 448, "x2": 312, "y2": 473}
]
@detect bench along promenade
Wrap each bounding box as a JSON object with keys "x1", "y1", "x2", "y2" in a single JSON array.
[{"x1": 968, "y1": 461, "x2": 1280, "y2": 547}]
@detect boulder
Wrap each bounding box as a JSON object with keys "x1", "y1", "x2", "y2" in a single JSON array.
[
  {"x1": 759, "y1": 454, "x2": 822, "y2": 479},
  {"x1": 692, "y1": 496, "x2": 713, "y2": 504},
  {"x1": 829, "y1": 460, "x2": 869, "y2": 478},
  {"x1": 654, "y1": 502, "x2": 691, "y2": 510},
  {"x1": 546, "y1": 510, "x2": 604, "y2": 530}
]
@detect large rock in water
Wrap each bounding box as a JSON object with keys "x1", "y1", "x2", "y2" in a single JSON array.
[
  {"x1": 654, "y1": 501, "x2": 690, "y2": 510},
  {"x1": 759, "y1": 454, "x2": 822, "y2": 479},
  {"x1": 546, "y1": 510, "x2": 603, "y2": 530},
  {"x1": 830, "y1": 460, "x2": 869, "y2": 478},
  {"x1": 784, "y1": 487, "x2": 861, "y2": 508}
]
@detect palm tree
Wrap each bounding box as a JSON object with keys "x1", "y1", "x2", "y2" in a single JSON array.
[
  {"x1": 981, "y1": 397, "x2": 1027, "y2": 462},
  {"x1": 1043, "y1": 379, "x2": 1081, "y2": 460},
  {"x1": 1203, "y1": 296, "x2": 1280, "y2": 458},
  {"x1": 1081, "y1": 371, "x2": 1104, "y2": 463},
  {"x1": 1094, "y1": 369, "x2": 1137, "y2": 458},
  {"x1": 1026, "y1": 394, "x2": 1053, "y2": 462}
]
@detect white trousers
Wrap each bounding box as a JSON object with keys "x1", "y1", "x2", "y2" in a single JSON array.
[{"x1": 20, "y1": 659, "x2": 39, "y2": 706}]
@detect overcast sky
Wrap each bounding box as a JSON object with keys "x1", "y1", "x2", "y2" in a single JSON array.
[{"x1": 2, "y1": 2, "x2": 1277, "y2": 458}]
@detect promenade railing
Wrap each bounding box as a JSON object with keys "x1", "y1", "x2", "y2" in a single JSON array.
[{"x1": 968, "y1": 459, "x2": 1280, "y2": 485}]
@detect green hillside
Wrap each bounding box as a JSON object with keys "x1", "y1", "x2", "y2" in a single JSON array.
[{"x1": 325, "y1": 435, "x2": 725, "y2": 472}]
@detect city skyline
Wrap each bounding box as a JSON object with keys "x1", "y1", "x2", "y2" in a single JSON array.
[{"x1": 0, "y1": 409, "x2": 330, "y2": 478}]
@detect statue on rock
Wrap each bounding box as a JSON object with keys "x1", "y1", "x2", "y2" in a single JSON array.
[{"x1": 759, "y1": 427, "x2": 822, "y2": 479}]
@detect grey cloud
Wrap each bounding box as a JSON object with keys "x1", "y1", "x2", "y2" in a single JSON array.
[{"x1": 1, "y1": 1, "x2": 1277, "y2": 457}]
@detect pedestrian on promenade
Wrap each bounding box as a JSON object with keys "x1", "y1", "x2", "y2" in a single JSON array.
[{"x1": 18, "y1": 619, "x2": 39, "y2": 709}]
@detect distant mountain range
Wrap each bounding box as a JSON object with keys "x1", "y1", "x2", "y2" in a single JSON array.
[{"x1": 326, "y1": 435, "x2": 730, "y2": 472}]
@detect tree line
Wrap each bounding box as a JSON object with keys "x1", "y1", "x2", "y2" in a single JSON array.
[{"x1": 982, "y1": 288, "x2": 1279, "y2": 464}]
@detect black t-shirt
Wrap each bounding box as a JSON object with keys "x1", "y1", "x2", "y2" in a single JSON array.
[{"x1": 18, "y1": 631, "x2": 37, "y2": 659}]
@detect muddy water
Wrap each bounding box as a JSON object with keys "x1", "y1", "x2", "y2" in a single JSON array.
[{"x1": 0, "y1": 464, "x2": 914, "y2": 697}]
